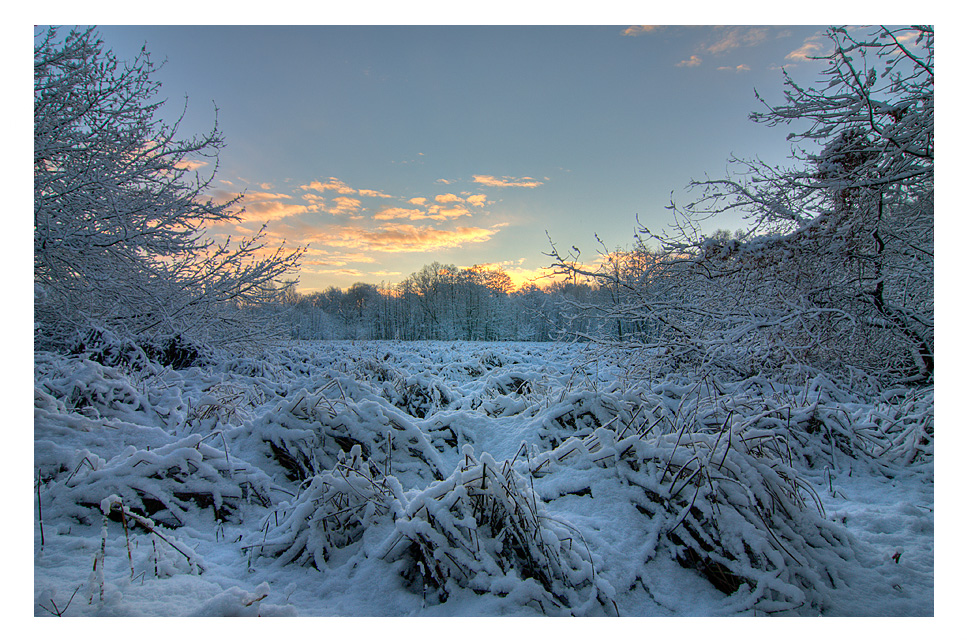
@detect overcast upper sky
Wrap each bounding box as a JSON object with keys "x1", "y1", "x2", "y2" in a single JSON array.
[{"x1": 72, "y1": 24, "x2": 856, "y2": 291}]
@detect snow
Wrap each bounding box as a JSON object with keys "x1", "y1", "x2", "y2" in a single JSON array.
[{"x1": 31, "y1": 340, "x2": 935, "y2": 622}]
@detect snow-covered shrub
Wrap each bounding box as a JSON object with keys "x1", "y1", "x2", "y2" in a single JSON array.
[
  {"x1": 184, "y1": 381, "x2": 266, "y2": 433},
  {"x1": 529, "y1": 424, "x2": 854, "y2": 614},
  {"x1": 352, "y1": 357, "x2": 399, "y2": 385},
  {"x1": 52, "y1": 434, "x2": 275, "y2": 527},
  {"x1": 70, "y1": 326, "x2": 157, "y2": 372},
  {"x1": 215, "y1": 355, "x2": 284, "y2": 383},
  {"x1": 70, "y1": 327, "x2": 209, "y2": 372},
  {"x1": 238, "y1": 381, "x2": 446, "y2": 484},
  {"x1": 36, "y1": 354, "x2": 151, "y2": 420},
  {"x1": 142, "y1": 334, "x2": 206, "y2": 370},
  {"x1": 389, "y1": 373, "x2": 454, "y2": 419},
  {"x1": 479, "y1": 351, "x2": 508, "y2": 370},
  {"x1": 874, "y1": 386, "x2": 933, "y2": 466},
  {"x1": 377, "y1": 447, "x2": 618, "y2": 615},
  {"x1": 707, "y1": 372, "x2": 934, "y2": 473},
  {"x1": 254, "y1": 445, "x2": 392, "y2": 568},
  {"x1": 486, "y1": 372, "x2": 535, "y2": 396},
  {"x1": 350, "y1": 357, "x2": 455, "y2": 419},
  {"x1": 471, "y1": 371, "x2": 548, "y2": 418},
  {"x1": 537, "y1": 389, "x2": 651, "y2": 448}
]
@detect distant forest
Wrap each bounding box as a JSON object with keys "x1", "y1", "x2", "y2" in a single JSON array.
[{"x1": 277, "y1": 260, "x2": 628, "y2": 342}]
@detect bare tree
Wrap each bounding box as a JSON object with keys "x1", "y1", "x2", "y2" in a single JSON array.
[{"x1": 34, "y1": 27, "x2": 304, "y2": 354}]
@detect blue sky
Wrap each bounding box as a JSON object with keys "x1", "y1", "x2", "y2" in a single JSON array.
[{"x1": 79, "y1": 24, "x2": 845, "y2": 291}]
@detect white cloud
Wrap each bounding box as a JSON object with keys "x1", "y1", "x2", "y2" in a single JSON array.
[
  {"x1": 473, "y1": 175, "x2": 543, "y2": 188},
  {"x1": 717, "y1": 64, "x2": 751, "y2": 73},
  {"x1": 707, "y1": 26, "x2": 769, "y2": 55}
]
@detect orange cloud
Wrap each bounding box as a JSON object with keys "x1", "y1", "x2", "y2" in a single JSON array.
[
  {"x1": 302, "y1": 267, "x2": 368, "y2": 278},
  {"x1": 358, "y1": 189, "x2": 393, "y2": 198},
  {"x1": 328, "y1": 196, "x2": 363, "y2": 216},
  {"x1": 375, "y1": 205, "x2": 472, "y2": 221},
  {"x1": 308, "y1": 223, "x2": 503, "y2": 253},
  {"x1": 677, "y1": 55, "x2": 702, "y2": 68},
  {"x1": 175, "y1": 159, "x2": 209, "y2": 171},
  {"x1": 302, "y1": 248, "x2": 379, "y2": 266},
  {"x1": 300, "y1": 177, "x2": 356, "y2": 194},
  {"x1": 621, "y1": 26, "x2": 660, "y2": 37},
  {"x1": 301, "y1": 267, "x2": 403, "y2": 281},
  {"x1": 374, "y1": 207, "x2": 427, "y2": 221},
  {"x1": 473, "y1": 175, "x2": 544, "y2": 188},
  {"x1": 504, "y1": 266, "x2": 568, "y2": 291},
  {"x1": 426, "y1": 205, "x2": 471, "y2": 220},
  {"x1": 786, "y1": 34, "x2": 826, "y2": 62},
  {"x1": 408, "y1": 197, "x2": 427, "y2": 206},
  {"x1": 466, "y1": 194, "x2": 487, "y2": 207},
  {"x1": 211, "y1": 189, "x2": 312, "y2": 223},
  {"x1": 435, "y1": 193, "x2": 464, "y2": 204}
]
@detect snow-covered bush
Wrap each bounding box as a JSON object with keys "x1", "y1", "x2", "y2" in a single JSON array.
[
  {"x1": 36, "y1": 355, "x2": 152, "y2": 421},
  {"x1": 538, "y1": 388, "x2": 650, "y2": 447},
  {"x1": 51, "y1": 434, "x2": 275, "y2": 527},
  {"x1": 389, "y1": 373, "x2": 454, "y2": 419},
  {"x1": 471, "y1": 371, "x2": 549, "y2": 418},
  {"x1": 529, "y1": 423, "x2": 854, "y2": 613},
  {"x1": 256, "y1": 442, "x2": 617, "y2": 614},
  {"x1": 184, "y1": 381, "x2": 268, "y2": 434},
  {"x1": 348, "y1": 357, "x2": 455, "y2": 419},
  {"x1": 874, "y1": 386, "x2": 933, "y2": 466},
  {"x1": 693, "y1": 371, "x2": 934, "y2": 473},
  {"x1": 378, "y1": 447, "x2": 617, "y2": 614},
  {"x1": 254, "y1": 445, "x2": 392, "y2": 567},
  {"x1": 238, "y1": 379, "x2": 446, "y2": 484}
]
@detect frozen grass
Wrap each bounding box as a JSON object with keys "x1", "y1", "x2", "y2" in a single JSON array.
[{"x1": 34, "y1": 340, "x2": 933, "y2": 616}]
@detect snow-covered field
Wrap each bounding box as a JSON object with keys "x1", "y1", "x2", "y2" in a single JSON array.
[{"x1": 33, "y1": 340, "x2": 933, "y2": 617}]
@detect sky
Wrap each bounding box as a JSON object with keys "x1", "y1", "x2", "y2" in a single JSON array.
[{"x1": 74, "y1": 23, "x2": 848, "y2": 293}]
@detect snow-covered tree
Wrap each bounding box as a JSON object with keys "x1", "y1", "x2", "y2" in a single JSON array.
[
  {"x1": 552, "y1": 26, "x2": 933, "y2": 382},
  {"x1": 34, "y1": 27, "x2": 304, "y2": 354}
]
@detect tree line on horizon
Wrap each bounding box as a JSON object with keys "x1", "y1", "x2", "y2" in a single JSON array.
[{"x1": 277, "y1": 260, "x2": 639, "y2": 342}]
